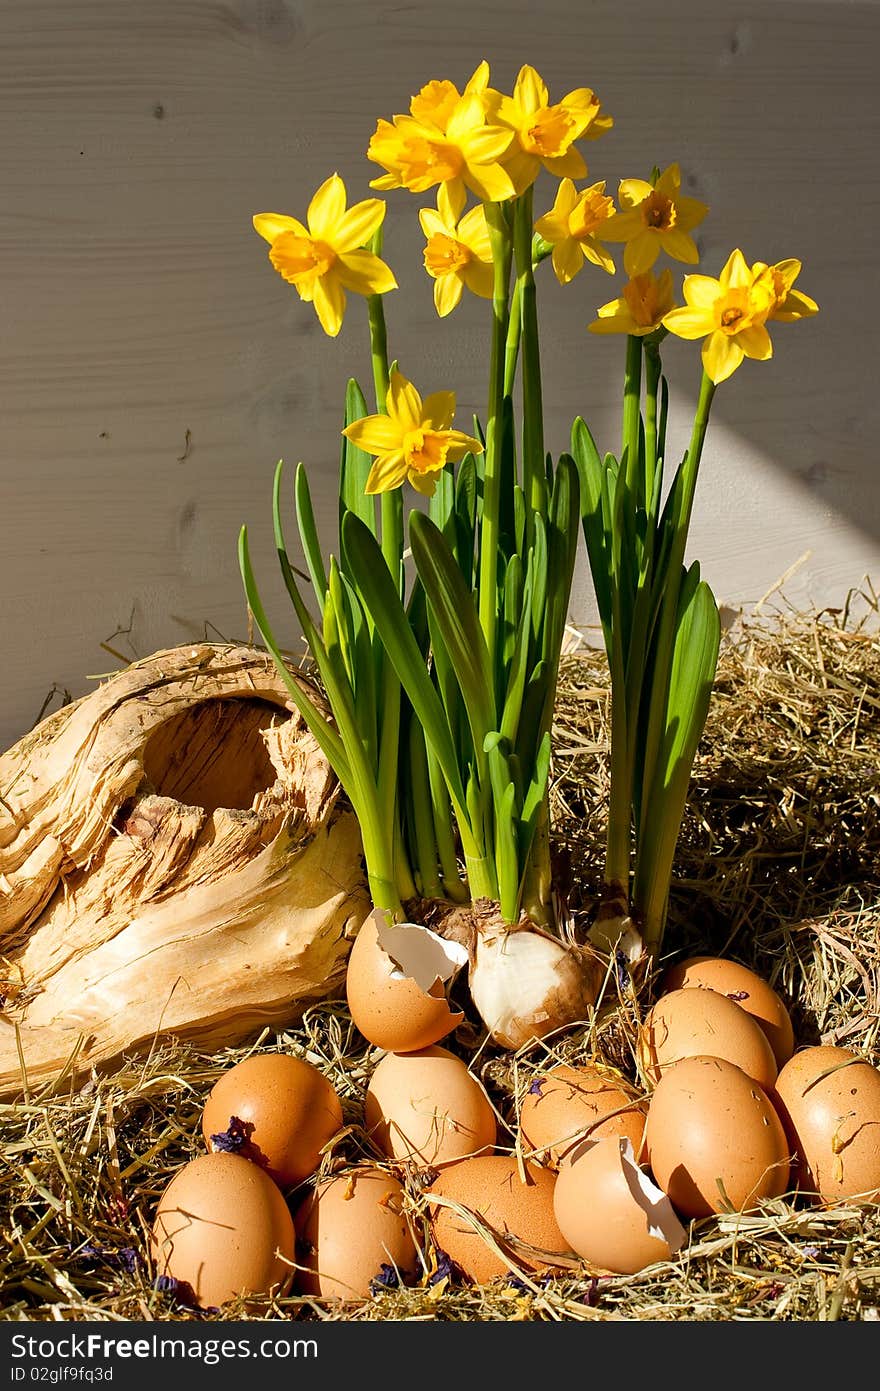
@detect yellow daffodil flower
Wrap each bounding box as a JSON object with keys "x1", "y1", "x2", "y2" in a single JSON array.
[
  {"x1": 342, "y1": 369, "x2": 484, "y2": 496},
  {"x1": 485, "y1": 64, "x2": 612, "y2": 195},
  {"x1": 419, "y1": 183, "x2": 493, "y2": 316},
  {"x1": 367, "y1": 63, "x2": 515, "y2": 205},
  {"x1": 602, "y1": 163, "x2": 708, "y2": 277},
  {"x1": 662, "y1": 249, "x2": 777, "y2": 383},
  {"x1": 752, "y1": 258, "x2": 819, "y2": 322},
  {"x1": 588, "y1": 268, "x2": 677, "y2": 336},
  {"x1": 535, "y1": 177, "x2": 616, "y2": 283},
  {"x1": 253, "y1": 174, "x2": 396, "y2": 338}
]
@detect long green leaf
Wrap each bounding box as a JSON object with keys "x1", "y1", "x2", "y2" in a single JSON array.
[
  {"x1": 339, "y1": 378, "x2": 375, "y2": 536},
  {"x1": 341, "y1": 511, "x2": 469, "y2": 824},
  {"x1": 410, "y1": 511, "x2": 497, "y2": 748},
  {"x1": 294, "y1": 463, "x2": 328, "y2": 615}
]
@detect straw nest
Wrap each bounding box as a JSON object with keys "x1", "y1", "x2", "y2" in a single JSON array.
[{"x1": 2, "y1": 587, "x2": 879, "y2": 1322}]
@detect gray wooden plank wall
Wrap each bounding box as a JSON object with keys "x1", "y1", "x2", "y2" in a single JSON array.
[{"x1": 2, "y1": 0, "x2": 878, "y2": 751}]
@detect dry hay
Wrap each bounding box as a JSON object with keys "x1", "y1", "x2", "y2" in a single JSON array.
[{"x1": 2, "y1": 587, "x2": 879, "y2": 1322}]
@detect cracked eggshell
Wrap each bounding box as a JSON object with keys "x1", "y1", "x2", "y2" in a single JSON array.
[
  {"x1": 294, "y1": 1167, "x2": 418, "y2": 1300},
  {"x1": 554, "y1": 1137, "x2": 686, "y2": 1274},
  {"x1": 428, "y1": 1154, "x2": 570, "y2": 1285},
  {"x1": 202, "y1": 1053, "x2": 343, "y2": 1189},
  {"x1": 519, "y1": 1063, "x2": 648, "y2": 1168},
  {"x1": 773, "y1": 1045, "x2": 880, "y2": 1204},
  {"x1": 661, "y1": 956, "x2": 795, "y2": 1068},
  {"x1": 345, "y1": 911, "x2": 467, "y2": 1052},
  {"x1": 151, "y1": 1152, "x2": 295, "y2": 1309},
  {"x1": 645, "y1": 1055, "x2": 791, "y2": 1218},
  {"x1": 365, "y1": 1045, "x2": 497, "y2": 1168},
  {"x1": 639, "y1": 987, "x2": 778, "y2": 1091}
]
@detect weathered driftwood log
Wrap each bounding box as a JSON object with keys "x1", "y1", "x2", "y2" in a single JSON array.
[{"x1": 0, "y1": 644, "x2": 370, "y2": 1097}]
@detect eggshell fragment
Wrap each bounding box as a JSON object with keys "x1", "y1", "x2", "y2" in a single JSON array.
[
  {"x1": 428, "y1": 1154, "x2": 570, "y2": 1285},
  {"x1": 365, "y1": 1046, "x2": 497, "y2": 1168},
  {"x1": 645, "y1": 1055, "x2": 791, "y2": 1218},
  {"x1": 639, "y1": 987, "x2": 778, "y2": 1091},
  {"x1": 554, "y1": 1138, "x2": 686, "y2": 1274},
  {"x1": 151, "y1": 1152, "x2": 295, "y2": 1309},
  {"x1": 661, "y1": 955, "x2": 795, "y2": 1068},
  {"x1": 202, "y1": 1052, "x2": 343, "y2": 1189},
  {"x1": 519, "y1": 1063, "x2": 647, "y2": 1168},
  {"x1": 345, "y1": 910, "x2": 467, "y2": 1052},
  {"x1": 294, "y1": 1167, "x2": 418, "y2": 1300},
  {"x1": 773, "y1": 1045, "x2": 880, "y2": 1204}
]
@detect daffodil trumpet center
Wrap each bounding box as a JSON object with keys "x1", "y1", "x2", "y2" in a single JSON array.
[
  {"x1": 521, "y1": 106, "x2": 575, "y2": 157},
  {"x1": 641, "y1": 191, "x2": 676, "y2": 232},
  {"x1": 714, "y1": 287, "x2": 764, "y2": 334},
  {"x1": 403, "y1": 427, "x2": 449, "y2": 475},
  {"x1": 269, "y1": 234, "x2": 337, "y2": 286},
  {"x1": 424, "y1": 233, "x2": 472, "y2": 276},
  {"x1": 569, "y1": 189, "x2": 614, "y2": 239}
]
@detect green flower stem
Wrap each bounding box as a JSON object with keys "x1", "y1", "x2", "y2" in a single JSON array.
[
  {"x1": 365, "y1": 248, "x2": 411, "y2": 904},
  {"x1": 621, "y1": 334, "x2": 642, "y2": 491},
  {"x1": 426, "y1": 749, "x2": 469, "y2": 902},
  {"x1": 478, "y1": 199, "x2": 513, "y2": 670},
  {"x1": 634, "y1": 369, "x2": 717, "y2": 916},
  {"x1": 504, "y1": 279, "x2": 522, "y2": 397},
  {"x1": 644, "y1": 341, "x2": 662, "y2": 511},
  {"x1": 408, "y1": 716, "x2": 443, "y2": 899},
  {"x1": 514, "y1": 188, "x2": 545, "y2": 516}
]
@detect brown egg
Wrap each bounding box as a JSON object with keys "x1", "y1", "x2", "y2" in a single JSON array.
[
  {"x1": 645, "y1": 1055, "x2": 791, "y2": 1218},
  {"x1": 553, "y1": 1138, "x2": 686, "y2": 1275},
  {"x1": 365, "y1": 1046, "x2": 497, "y2": 1168},
  {"x1": 773, "y1": 1045, "x2": 880, "y2": 1204},
  {"x1": 639, "y1": 987, "x2": 778, "y2": 1091},
  {"x1": 294, "y1": 1167, "x2": 419, "y2": 1300},
  {"x1": 661, "y1": 956, "x2": 795, "y2": 1068},
  {"x1": 151, "y1": 1152, "x2": 295, "y2": 1309},
  {"x1": 202, "y1": 1053, "x2": 343, "y2": 1189},
  {"x1": 428, "y1": 1154, "x2": 570, "y2": 1284},
  {"x1": 519, "y1": 1063, "x2": 647, "y2": 1168},
  {"x1": 345, "y1": 911, "x2": 466, "y2": 1052}
]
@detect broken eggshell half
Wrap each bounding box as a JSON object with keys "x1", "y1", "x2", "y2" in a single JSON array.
[{"x1": 345, "y1": 909, "x2": 469, "y2": 1052}]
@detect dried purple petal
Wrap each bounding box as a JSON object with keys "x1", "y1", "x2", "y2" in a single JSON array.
[
  {"x1": 369, "y1": 1262, "x2": 400, "y2": 1294},
  {"x1": 209, "y1": 1114, "x2": 254, "y2": 1153},
  {"x1": 615, "y1": 948, "x2": 629, "y2": 992},
  {"x1": 427, "y1": 1250, "x2": 459, "y2": 1287},
  {"x1": 527, "y1": 1079, "x2": 545, "y2": 1097},
  {"x1": 73, "y1": 1243, "x2": 139, "y2": 1274},
  {"x1": 726, "y1": 990, "x2": 750, "y2": 1002},
  {"x1": 582, "y1": 1277, "x2": 601, "y2": 1307}
]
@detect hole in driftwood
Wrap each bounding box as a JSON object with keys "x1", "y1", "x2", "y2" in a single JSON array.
[{"x1": 142, "y1": 698, "x2": 282, "y2": 813}]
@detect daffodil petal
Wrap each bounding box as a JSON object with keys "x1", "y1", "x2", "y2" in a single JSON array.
[
  {"x1": 552, "y1": 238, "x2": 585, "y2": 285},
  {"x1": 465, "y1": 60, "x2": 490, "y2": 95},
  {"x1": 336, "y1": 249, "x2": 397, "y2": 296},
  {"x1": 663, "y1": 306, "x2": 714, "y2": 339},
  {"x1": 408, "y1": 468, "x2": 438, "y2": 496},
  {"x1": 600, "y1": 209, "x2": 642, "y2": 242},
  {"x1": 462, "y1": 123, "x2": 516, "y2": 163},
  {"x1": 420, "y1": 207, "x2": 447, "y2": 238},
  {"x1": 702, "y1": 331, "x2": 744, "y2": 384},
  {"x1": 675, "y1": 195, "x2": 710, "y2": 230},
  {"x1": 253, "y1": 212, "x2": 308, "y2": 243},
  {"x1": 422, "y1": 390, "x2": 456, "y2": 430},
  {"x1": 721, "y1": 248, "x2": 751, "y2": 288},
  {"x1": 464, "y1": 160, "x2": 516, "y2": 203},
  {"x1": 588, "y1": 312, "x2": 635, "y2": 334},
  {"x1": 342, "y1": 414, "x2": 403, "y2": 454},
  {"x1": 498, "y1": 148, "x2": 538, "y2": 196},
  {"x1": 458, "y1": 205, "x2": 489, "y2": 248},
  {"x1": 433, "y1": 273, "x2": 463, "y2": 317},
  {"x1": 438, "y1": 180, "x2": 467, "y2": 226},
  {"x1": 365, "y1": 450, "x2": 408, "y2": 494},
  {"x1": 582, "y1": 239, "x2": 616, "y2": 274},
  {"x1": 462, "y1": 259, "x2": 494, "y2": 298},
  {"x1": 542, "y1": 149, "x2": 587, "y2": 180},
  {"x1": 307, "y1": 174, "x2": 347, "y2": 240},
  {"x1": 445, "y1": 431, "x2": 484, "y2": 461},
  {"x1": 682, "y1": 274, "x2": 721, "y2": 309},
  {"x1": 312, "y1": 273, "x2": 346, "y2": 337},
  {"x1": 333, "y1": 198, "x2": 386, "y2": 253},
  {"x1": 773, "y1": 288, "x2": 819, "y2": 321},
  {"x1": 624, "y1": 235, "x2": 659, "y2": 277},
  {"x1": 660, "y1": 227, "x2": 701, "y2": 264},
  {"x1": 514, "y1": 64, "x2": 549, "y2": 114},
  {"x1": 617, "y1": 178, "x2": 654, "y2": 209},
  {"x1": 369, "y1": 172, "x2": 400, "y2": 191},
  {"x1": 737, "y1": 323, "x2": 773, "y2": 360},
  {"x1": 387, "y1": 370, "x2": 423, "y2": 431}
]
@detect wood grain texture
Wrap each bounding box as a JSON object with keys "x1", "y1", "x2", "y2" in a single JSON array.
[{"x1": 2, "y1": 0, "x2": 879, "y2": 750}]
